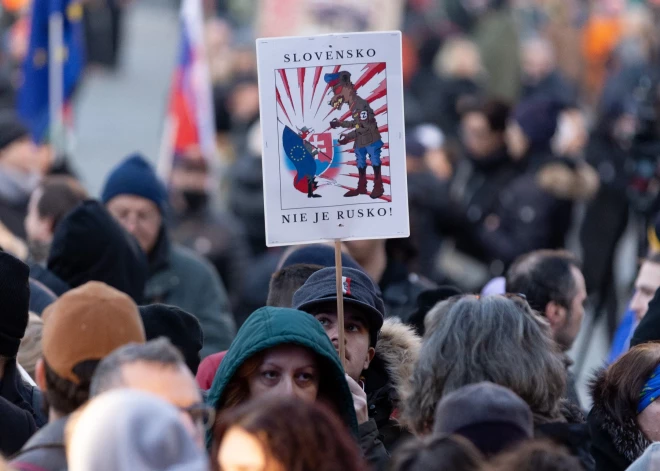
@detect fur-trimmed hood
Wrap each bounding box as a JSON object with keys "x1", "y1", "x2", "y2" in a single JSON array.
[
  {"x1": 536, "y1": 160, "x2": 600, "y2": 201},
  {"x1": 373, "y1": 318, "x2": 421, "y2": 401},
  {"x1": 588, "y1": 367, "x2": 650, "y2": 471},
  {"x1": 364, "y1": 318, "x2": 421, "y2": 438}
]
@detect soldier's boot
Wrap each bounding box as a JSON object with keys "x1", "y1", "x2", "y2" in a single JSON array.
[
  {"x1": 307, "y1": 177, "x2": 321, "y2": 198},
  {"x1": 370, "y1": 165, "x2": 384, "y2": 199},
  {"x1": 344, "y1": 167, "x2": 368, "y2": 197}
]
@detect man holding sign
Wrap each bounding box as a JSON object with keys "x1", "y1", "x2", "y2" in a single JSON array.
[{"x1": 294, "y1": 267, "x2": 391, "y2": 467}]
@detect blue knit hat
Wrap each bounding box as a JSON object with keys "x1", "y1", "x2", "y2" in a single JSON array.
[
  {"x1": 513, "y1": 99, "x2": 563, "y2": 150},
  {"x1": 101, "y1": 153, "x2": 168, "y2": 213}
]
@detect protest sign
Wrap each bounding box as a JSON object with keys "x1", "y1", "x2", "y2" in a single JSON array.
[{"x1": 257, "y1": 31, "x2": 409, "y2": 247}]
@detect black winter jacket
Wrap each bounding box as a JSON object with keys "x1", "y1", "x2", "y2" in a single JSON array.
[{"x1": 0, "y1": 361, "x2": 46, "y2": 455}]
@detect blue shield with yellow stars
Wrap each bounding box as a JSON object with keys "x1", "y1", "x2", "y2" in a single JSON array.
[{"x1": 282, "y1": 126, "x2": 316, "y2": 184}]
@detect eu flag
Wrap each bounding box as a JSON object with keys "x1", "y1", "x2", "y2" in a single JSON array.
[
  {"x1": 282, "y1": 126, "x2": 316, "y2": 184},
  {"x1": 17, "y1": 0, "x2": 85, "y2": 143}
]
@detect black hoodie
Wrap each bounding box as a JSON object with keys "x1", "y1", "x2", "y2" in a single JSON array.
[{"x1": 47, "y1": 200, "x2": 148, "y2": 303}]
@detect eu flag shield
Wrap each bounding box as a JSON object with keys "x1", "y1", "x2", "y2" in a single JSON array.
[
  {"x1": 17, "y1": 0, "x2": 85, "y2": 143},
  {"x1": 282, "y1": 126, "x2": 316, "y2": 184}
]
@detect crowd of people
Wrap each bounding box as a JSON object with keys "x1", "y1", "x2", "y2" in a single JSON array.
[{"x1": 3, "y1": 0, "x2": 660, "y2": 470}]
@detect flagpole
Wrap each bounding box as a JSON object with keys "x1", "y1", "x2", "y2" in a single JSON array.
[{"x1": 48, "y1": 9, "x2": 64, "y2": 155}]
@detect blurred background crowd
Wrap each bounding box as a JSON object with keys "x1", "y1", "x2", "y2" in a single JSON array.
[{"x1": 2, "y1": 0, "x2": 660, "y2": 406}]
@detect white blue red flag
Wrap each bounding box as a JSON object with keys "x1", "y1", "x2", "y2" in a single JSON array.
[{"x1": 159, "y1": 0, "x2": 216, "y2": 178}]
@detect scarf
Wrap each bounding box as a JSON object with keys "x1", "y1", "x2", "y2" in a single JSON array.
[
  {"x1": 638, "y1": 364, "x2": 660, "y2": 414},
  {"x1": 0, "y1": 165, "x2": 40, "y2": 205}
]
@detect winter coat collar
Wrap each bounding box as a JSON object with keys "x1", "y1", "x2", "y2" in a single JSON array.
[
  {"x1": 0, "y1": 361, "x2": 45, "y2": 427},
  {"x1": 148, "y1": 226, "x2": 171, "y2": 276},
  {"x1": 466, "y1": 146, "x2": 513, "y2": 173},
  {"x1": 588, "y1": 367, "x2": 650, "y2": 471},
  {"x1": 366, "y1": 319, "x2": 420, "y2": 405},
  {"x1": 19, "y1": 416, "x2": 68, "y2": 449}
]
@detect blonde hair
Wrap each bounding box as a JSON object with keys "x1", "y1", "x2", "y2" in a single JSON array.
[
  {"x1": 18, "y1": 313, "x2": 43, "y2": 381},
  {"x1": 434, "y1": 38, "x2": 482, "y2": 79}
]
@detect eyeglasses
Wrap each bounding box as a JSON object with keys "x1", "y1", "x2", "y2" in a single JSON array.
[{"x1": 180, "y1": 403, "x2": 215, "y2": 430}]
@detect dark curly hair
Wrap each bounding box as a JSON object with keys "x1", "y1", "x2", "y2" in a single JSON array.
[
  {"x1": 506, "y1": 250, "x2": 581, "y2": 314},
  {"x1": 211, "y1": 397, "x2": 365, "y2": 471}
]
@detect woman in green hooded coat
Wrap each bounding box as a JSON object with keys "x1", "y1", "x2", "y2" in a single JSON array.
[{"x1": 206, "y1": 307, "x2": 388, "y2": 467}]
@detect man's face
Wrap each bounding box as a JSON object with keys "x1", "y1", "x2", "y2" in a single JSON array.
[
  {"x1": 461, "y1": 112, "x2": 503, "y2": 158},
  {"x1": 631, "y1": 262, "x2": 660, "y2": 321},
  {"x1": 313, "y1": 304, "x2": 375, "y2": 382},
  {"x1": 119, "y1": 361, "x2": 205, "y2": 446},
  {"x1": 107, "y1": 195, "x2": 162, "y2": 254},
  {"x1": 554, "y1": 266, "x2": 587, "y2": 350},
  {"x1": 521, "y1": 42, "x2": 553, "y2": 84},
  {"x1": 0, "y1": 137, "x2": 40, "y2": 174}
]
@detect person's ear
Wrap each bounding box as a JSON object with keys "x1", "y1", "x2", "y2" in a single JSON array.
[
  {"x1": 545, "y1": 301, "x2": 567, "y2": 330},
  {"x1": 35, "y1": 358, "x2": 47, "y2": 392},
  {"x1": 363, "y1": 347, "x2": 376, "y2": 371}
]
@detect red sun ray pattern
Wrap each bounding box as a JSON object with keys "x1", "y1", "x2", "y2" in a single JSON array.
[
  {"x1": 276, "y1": 61, "x2": 390, "y2": 200},
  {"x1": 353, "y1": 63, "x2": 386, "y2": 91},
  {"x1": 313, "y1": 65, "x2": 340, "y2": 118},
  {"x1": 365, "y1": 79, "x2": 387, "y2": 103},
  {"x1": 276, "y1": 88, "x2": 292, "y2": 126},
  {"x1": 311, "y1": 66, "x2": 322, "y2": 102},
  {"x1": 297, "y1": 68, "x2": 305, "y2": 121},
  {"x1": 278, "y1": 69, "x2": 295, "y2": 111}
]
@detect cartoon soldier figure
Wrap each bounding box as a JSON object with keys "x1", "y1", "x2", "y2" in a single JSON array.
[
  {"x1": 293, "y1": 126, "x2": 321, "y2": 198},
  {"x1": 298, "y1": 127, "x2": 320, "y2": 158},
  {"x1": 325, "y1": 71, "x2": 384, "y2": 199}
]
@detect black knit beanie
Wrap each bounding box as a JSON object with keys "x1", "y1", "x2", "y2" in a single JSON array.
[
  {"x1": 0, "y1": 113, "x2": 29, "y2": 152},
  {"x1": 0, "y1": 252, "x2": 30, "y2": 357},
  {"x1": 138, "y1": 304, "x2": 204, "y2": 374}
]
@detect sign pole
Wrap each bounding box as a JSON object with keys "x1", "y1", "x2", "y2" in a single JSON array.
[{"x1": 334, "y1": 239, "x2": 346, "y2": 368}]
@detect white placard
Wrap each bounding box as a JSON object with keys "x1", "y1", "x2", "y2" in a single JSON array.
[{"x1": 257, "y1": 31, "x2": 409, "y2": 247}]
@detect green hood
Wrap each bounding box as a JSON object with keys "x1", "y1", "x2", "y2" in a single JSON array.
[{"x1": 206, "y1": 307, "x2": 358, "y2": 438}]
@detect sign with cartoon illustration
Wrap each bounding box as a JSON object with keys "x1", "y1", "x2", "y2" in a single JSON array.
[{"x1": 257, "y1": 31, "x2": 409, "y2": 246}]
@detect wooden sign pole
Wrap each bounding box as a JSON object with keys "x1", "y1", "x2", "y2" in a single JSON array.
[{"x1": 334, "y1": 239, "x2": 346, "y2": 369}]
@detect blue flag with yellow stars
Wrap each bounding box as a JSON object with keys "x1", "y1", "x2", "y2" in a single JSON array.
[
  {"x1": 17, "y1": 0, "x2": 85, "y2": 143},
  {"x1": 282, "y1": 125, "x2": 316, "y2": 184}
]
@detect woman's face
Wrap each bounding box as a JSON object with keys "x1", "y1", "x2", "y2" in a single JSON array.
[
  {"x1": 218, "y1": 426, "x2": 284, "y2": 471},
  {"x1": 247, "y1": 345, "x2": 320, "y2": 402},
  {"x1": 639, "y1": 401, "x2": 660, "y2": 441}
]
